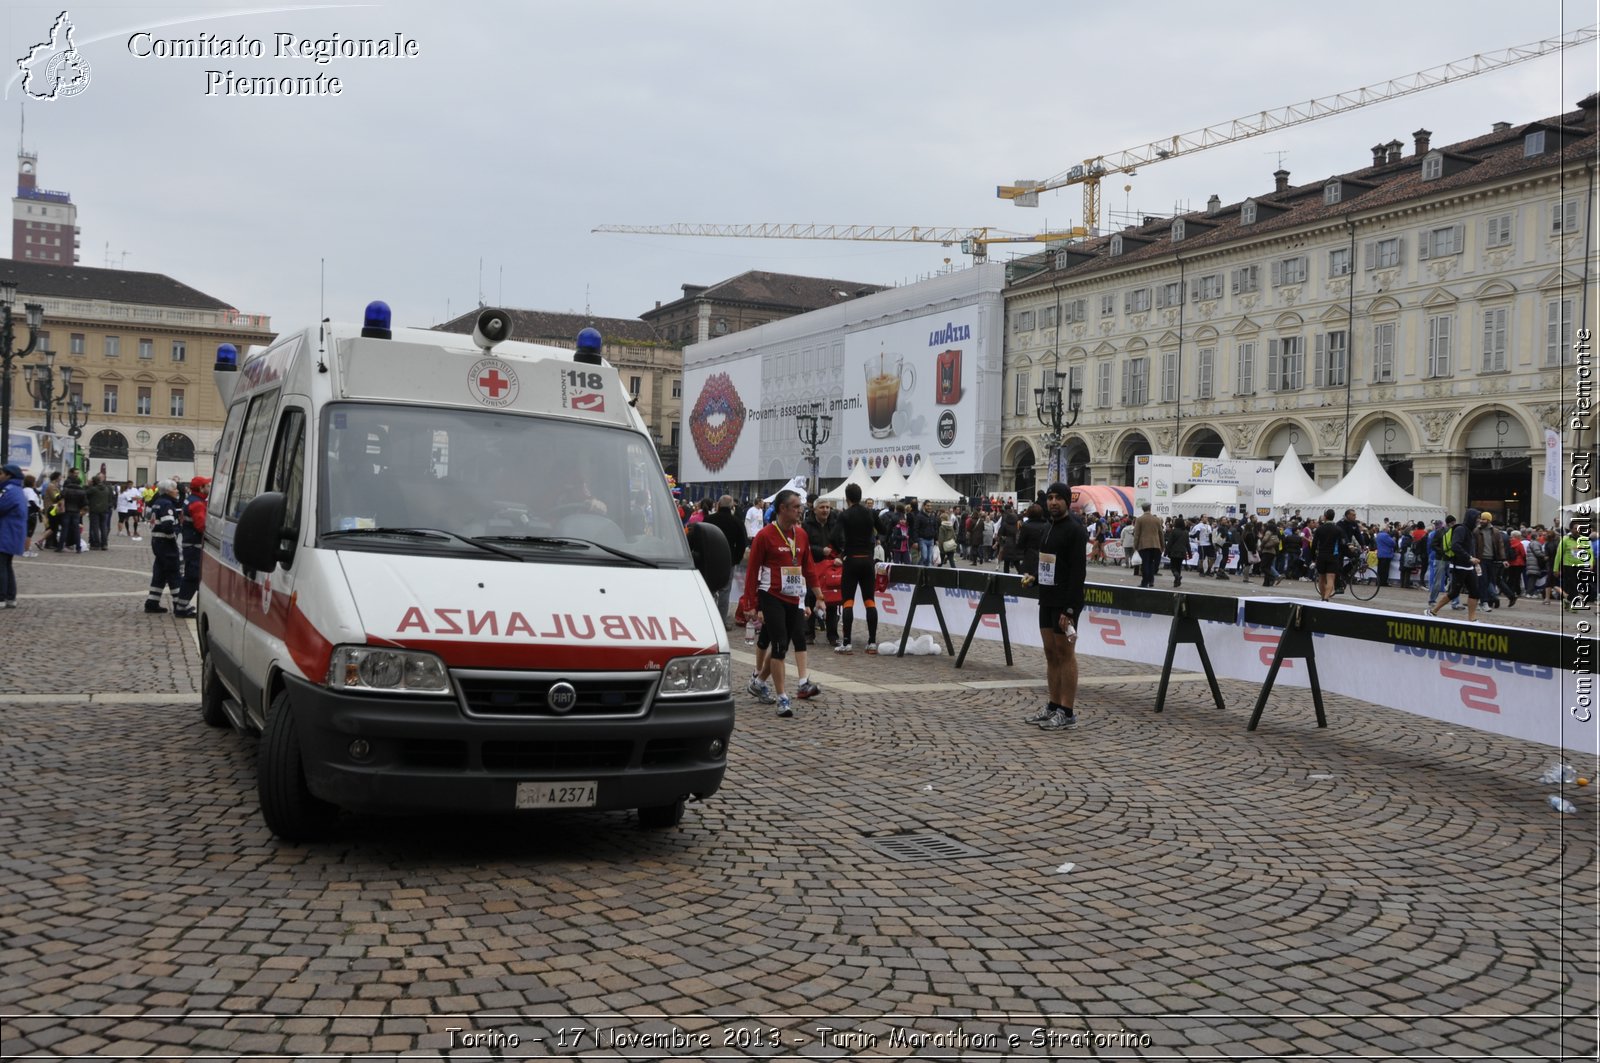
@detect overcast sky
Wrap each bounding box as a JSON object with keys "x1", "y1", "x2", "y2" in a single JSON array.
[{"x1": 2, "y1": 1, "x2": 1594, "y2": 337}]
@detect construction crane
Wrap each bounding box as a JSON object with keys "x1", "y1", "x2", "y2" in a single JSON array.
[
  {"x1": 998, "y1": 24, "x2": 1598, "y2": 233},
  {"x1": 591, "y1": 222, "x2": 1087, "y2": 263}
]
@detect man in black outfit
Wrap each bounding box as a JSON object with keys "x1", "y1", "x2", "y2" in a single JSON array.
[
  {"x1": 704, "y1": 495, "x2": 747, "y2": 628},
  {"x1": 1025, "y1": 482, "x2": 1088, "y2": 732},
  {"x1": 832, "y1": 482, "x2": 881, "y2": 654}
]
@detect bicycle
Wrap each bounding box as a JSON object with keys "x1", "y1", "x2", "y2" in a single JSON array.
[{"x1": 1307, "y1": 554, "x2": 1381, "y2": 601}]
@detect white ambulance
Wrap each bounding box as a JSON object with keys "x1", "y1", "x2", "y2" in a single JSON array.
[{"x1": 198, "y1": 304, "x2": 733, "y2": 841}]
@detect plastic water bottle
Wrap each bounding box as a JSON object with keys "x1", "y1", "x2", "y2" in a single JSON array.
[
  {"x1": 1547, "y1": 795, "x2": 1577, "y2": 814},
  {"x1": 744, "y1": 616, "x2": 756, "y2": 645},
  {"x1": 1538, "y1": 763, "x2": 1578, "y2": 784}
]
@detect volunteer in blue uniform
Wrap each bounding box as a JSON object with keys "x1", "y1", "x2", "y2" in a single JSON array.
[
  {"x1": 172, "y1": 476, "x2": 209, "y2": 618},
  {"x1": 144, "y1": 479, "x2": 184, "y2": 614}
]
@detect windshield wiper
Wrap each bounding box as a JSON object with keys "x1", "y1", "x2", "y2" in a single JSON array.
[
  {"x1": 323, "y1": 526, "x2": 525, "y2": 562},
  {"x1": 478, "y1": 535, "x2": 661, "y2": 569}
]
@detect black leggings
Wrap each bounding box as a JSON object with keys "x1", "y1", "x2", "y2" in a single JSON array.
[
  {"x1": 838, "y1": 555, "x2": 878, "y2": 643},
  {"x1": 758, "y1": 591, "x2": 805, "y2": 661}
]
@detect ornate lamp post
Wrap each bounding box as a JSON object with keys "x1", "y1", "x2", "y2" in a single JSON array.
[
  {"x1": 23, "y1": 348, "x2": 77, "y2": 473},
  {"x1": 795, "y1": 407, "x2": 833, "y2": 501},
  {"x1": 0, "y1": 278, "x2": 46, "y2": 463},
  {"x1": 1033, "y1": 355, "x2": 1083, "y2": 487}
]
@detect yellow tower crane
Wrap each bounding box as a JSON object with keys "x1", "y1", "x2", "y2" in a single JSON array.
[
  {"x1": 590, "y1": 222, "x2": 1087, "y2": 263},
  {"x1": 998, "y1": 24, "x2": 1597, "y2": 233}
]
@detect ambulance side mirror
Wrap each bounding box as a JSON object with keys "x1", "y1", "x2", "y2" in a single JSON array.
[
  {"x1": 686, "y1": 520, "x2": 731, "y2": 593},
  {"x1": 235, "y1": 491, "x2": 292, "y2": 574}
]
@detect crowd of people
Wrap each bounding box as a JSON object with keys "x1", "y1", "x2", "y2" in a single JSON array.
[{"x1": 0, "y1": 468, "x2": 210, "y2": 615}]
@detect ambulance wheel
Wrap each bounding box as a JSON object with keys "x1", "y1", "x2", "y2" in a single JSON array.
[
  {"x1": 637, "y1": 799, "x2": 685, "y2": 830},
  {"x1": 259, "y1": 689, "x2": 338, "y2": 842},
  {"x1": 199, "y1": 643, "x2": 228, "y2": 729}
]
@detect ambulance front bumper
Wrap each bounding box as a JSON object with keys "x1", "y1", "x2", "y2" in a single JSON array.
[{"x1": 282, "y1": 674, "x2": 733, "y2": 814}]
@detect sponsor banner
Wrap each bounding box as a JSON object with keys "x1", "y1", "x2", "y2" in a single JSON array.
[
  {"x1": 843, "y1": 307, "x2": 987, "y2": 476},
  {"x1": 1135, "y1": 455, "x2": 1275, "y2": 518},
  {"x1": 878, "y1": 582, "x2": 1596, "y2": 755},
  {"x1": 682, "y1": 354, "x2": 762, "y2": 481}
]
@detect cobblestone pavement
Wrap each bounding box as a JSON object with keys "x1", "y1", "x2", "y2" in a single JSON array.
[{"x1": 1, "y1": 542, "x2": 1595, "y2": 1059}]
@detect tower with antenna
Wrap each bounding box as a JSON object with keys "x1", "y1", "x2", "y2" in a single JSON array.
[{"x1": 13, "y1": 119, "x2": 81, "y2": 265}]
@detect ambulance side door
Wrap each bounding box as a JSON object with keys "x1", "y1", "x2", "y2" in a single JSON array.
[{"x1": 239, "y1": 404, "x2": 309, "y2": 708}]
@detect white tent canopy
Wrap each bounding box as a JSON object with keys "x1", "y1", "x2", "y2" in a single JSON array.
[
  {"x1": 762, "y1": 474, "x2": 809, "y2": 505},
  {"x1": 902, "y1": 459, "x2": 964, "y2": 504},
  {"x1": 817, "y1": 459, "x2": 876, "y2": 503},
  {"x1": 1169, "y1": 448, "x2": 1241, "y2": 516},
  {"x1": 1557, "y1": 498, "x2": 1599, "y2": 518},
  {"x1": 1298, "y1": 443, "x2": 1445, "y2": 523},
  {"x1": 871, "y1": 462, "x2": 910, "y2": 501},
  {"x1": 1271, "y1": 442, "x2": 1322, "y2": 511}
]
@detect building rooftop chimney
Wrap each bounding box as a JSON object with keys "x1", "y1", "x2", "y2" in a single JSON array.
[
  {"x1": 1372, "y1": 143, "x2": 1387, "y2": 166},
  {"x1": 1385, "y1": 139, "x2": 1404, "y2": 164},
  {"x1": 1273, "y1": 168, "x2": 1290, "y2": 194},
  {"x1": 1206, "y1": 194, "x2": 1221, "y2": 213},
  {"x1": 1413, "y1": 128, "x2": 1432, "y2": 156}
]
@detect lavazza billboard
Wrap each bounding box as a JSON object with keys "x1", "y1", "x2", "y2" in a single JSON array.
[{"x1": 680, "y1": 266, "x2": 1005, "y2": 486}]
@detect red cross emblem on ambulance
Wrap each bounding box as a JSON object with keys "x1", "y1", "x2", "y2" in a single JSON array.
[{"x1": 468, "y1": 358, "x2": 519, "y2": 407}]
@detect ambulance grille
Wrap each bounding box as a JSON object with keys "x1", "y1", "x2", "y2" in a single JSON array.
[
  {"x1": 481, "y1": 740, "x2": 632, "y2": 771},
  {"x1": 455, "y1": 671, "x2": 659, "y2": 718}
]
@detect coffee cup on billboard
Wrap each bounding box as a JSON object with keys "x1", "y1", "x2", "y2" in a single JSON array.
[{"x1": 865, "y1": 354, "x2": 915, "y2": 439}]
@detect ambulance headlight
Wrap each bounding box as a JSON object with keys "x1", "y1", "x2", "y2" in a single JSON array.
[
  {"x1": 327, "y1": 646, "x2": 450, "y2": 695},
  {"x1": 658, "y1": 654, "x2": 730, "y2": 698}
]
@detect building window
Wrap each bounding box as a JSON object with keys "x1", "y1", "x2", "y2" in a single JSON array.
[
  {"x1": 70, "y1": 333, "x2": 85, "y2": 355},
  {"x1": 1160, "y1": 351, "x2": 1178, "y2": 401},
  {"x1": 1547, "y1": 299, "x2": 1575, "y2": 366},
  {"x1": 103, "y1": 385, "x2": 118, "y2": 414},
  {"x1": 1323, "y1": 181, "x2": 1342, "y2": 205},
  {"x1": 1231, "y1": 265, "x2": 1259, "y2": 294},
  {"x1": 1422, "y1": 153, "x2": 1443, "y2": 180},
  {"x1": 1269, "y1": 336, "x2": 1304, "y2": 391},
  {"x1": 1368, "y1": 237, "x2": 1401, "y2": 269},
  {"x1": 170, "y1": 389, "x2": 185, "y2": 417},
  {"x1": 1013, "y1": 369, "x2": 1030, "y2": 416},
  {"x1": 1125, "y1": 288, "x2": 1152, "y2": 314},
  {"x1": 1328, "y1": 247, "x2": 1351, "y2": 277},
  {"x1": 1197, "y1": 347, "x2": 1215, "y2": 399},
  {"x1": 1063, "y1": 299, "x2": 1086, "y2": 323},
  {"x1": 1040, "y1": 305, "x2": 1058, "y2": 329},
  {"x1": 1100, "y1": 293, "x2": 1116, "y2": 317},
  {"x1": 137, "y1": 386, "x2": 153, "y2": 416},
  {"x1": 1481, "y1": 308, "x2": 1508, "y2": 372},
  {"x1": 1235, "y1": 342, "x2": 1255, "y2": 395},
  {"x1": 1553, "y1": 199, "x2": 1580, "y2": 235},
  {"x1": 670, "y1": 422, "x2": 680, "y2": 450},
  {"x1": 1095, "y1": 360, "x2": 1112, "y2": 408},
  {"x1": 104, "y1": 336, "x2": 120, "y2": 358},
  {"x1": 137, "y1": 338, "x2": 153, "y2": 359},
  {"x1": 1194, "y1": 274, "x2": 1222, "y2": 301},
  {"x1": 1122, "y1": 357, "x2": 1149, "y2": 406},
  {"x1": 1525, "y1": 130, "x2": 1546, "y2": 156},
  {"x1": 1372, "y1": 322, "x2": 1396, "y2": 382},
  {"x1": 666, "y1": 324, "x2": 678, "y2": 343},
  {"x1": 1426, "y1": 315, "x2": 1453, "y2": 378},
  {"x1": 171, "y1": 340, "x2": 187, "y2": 362},
  {"x1": 69, "y1": 382, "x2": 83, "y2": 407},
  {"x1": 629, "y1": 375, "x2": 641, "y2": 397},
  {"x1": 1314, "y1": 331, "x2": 1347, "y2": 388},
  {"x1": 1422, "y1": 225, "x2": 1464, "y2": 258},
  {"x1": 1110, "y1": 235, "x2": 1124, "y2": 256},
  {"x1": 1485, "y1": 213, "x2": 1514, "y2": 249},
  {"x1": 1241, "y1": 201, "x2": 1257, "y2": 225},
  {"x1": 1013, "y1": 309, "x2": 1035, "y2": 332},
  {"x1": 1171, "y1": 219, "x2": 1186, "y2": 242},
  {"x1": 670, "y1": 378, "x2": 682, "y2": 399},
  {"x1": 1157, "y1": 282, "x2": 1183, "y2": 309},
  {"x1": 1272, "y1": 256, "x2": 1307, "y2": 286}
]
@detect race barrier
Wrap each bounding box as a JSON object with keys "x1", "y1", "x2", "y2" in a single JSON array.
[{"x1": 869, "y1": 564, "x2": 1600, "y2": 755}]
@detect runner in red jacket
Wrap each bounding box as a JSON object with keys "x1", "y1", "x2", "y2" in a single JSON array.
[{"x1": 739, "y1": 489, "x2": 822, "y2": 716}]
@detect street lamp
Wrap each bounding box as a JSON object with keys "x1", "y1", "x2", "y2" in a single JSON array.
[
  {"x1": 0, "y1": 278, "x2": 46, "y2": 463},
  {"x1": 1033, "y1": 355, "x2": 1083, "y2": 486},
  {"x1": 61, "y1": 394, "x2": 89, "y2": 474},
  {"x1": 23, "y1": 348, "x2": 72, "y2": 435},
  {"x1": 795, "y1": 407, "x2": 833, "y2": 500}
]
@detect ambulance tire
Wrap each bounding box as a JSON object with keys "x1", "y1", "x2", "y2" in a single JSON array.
[
  {"x1": 259, "y1": 689, "x2": 338, "y2": 842},
  {"x1": 637, "y1": 799, "x2": 685, "y2": 830},
  {"x1": 199, "y1": 642, "x2": 229, "y2": 729}
]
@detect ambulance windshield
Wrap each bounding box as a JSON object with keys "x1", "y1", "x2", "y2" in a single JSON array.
[{"x1": 317, "y1": 403, "x2": 691, "y2": 565}]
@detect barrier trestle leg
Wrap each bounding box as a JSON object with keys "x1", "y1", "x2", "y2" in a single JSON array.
[
  {"x1": 1154, "y1": 596, "x2": 1226, "y2": 714},
  {"x1": 895, "y1": 577, "x2": 956, "y2": 659},
  {"x1": 955, "y1": 580, "x2": 1014, "y2": 668},
  {"x1": 1246, "y1": 606, "x2": 1327, "y2": 731}
]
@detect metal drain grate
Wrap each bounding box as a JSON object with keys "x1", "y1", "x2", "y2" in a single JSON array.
[{"x1": 863, "y1": 831, "x2": 987, "y2": 863}]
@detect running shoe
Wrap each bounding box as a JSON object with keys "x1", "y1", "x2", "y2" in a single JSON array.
[
  {"x1": 1039, "y1": 709, "x2": 1079, "y2": 731},
  {"x1": 795, "y1": 680, "x2": 821, "y2": 700},
  {"x1": 776, "y1": 695, "x2": 794, "y2": 718},
  {"x1": 746, "y1": 675, "x2": 768, "y2": 700},
  {"x1": 1024, "y1": 705, "x2": 1055, "y2": 724}
]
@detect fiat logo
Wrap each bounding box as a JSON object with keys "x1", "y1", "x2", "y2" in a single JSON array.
[{"x1": 546, "y1": 681, "x2": 578, "y2": 714}]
